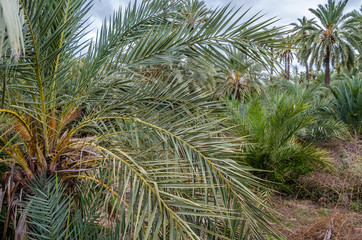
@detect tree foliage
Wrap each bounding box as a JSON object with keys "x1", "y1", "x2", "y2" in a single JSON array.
[{"x1": 0, "y1": 0, "x2": 284, "y2": 239}]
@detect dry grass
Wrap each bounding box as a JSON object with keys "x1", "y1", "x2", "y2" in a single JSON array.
[
  {"x1": 293, "y1": 212, "x2": 361, "y2": 240},
  {"x1": 289, "y1": 212, "x2": 361, "y2": 240},
  {"x1": 270, "y1": 138, "x2": 362, "y2": 239},
  {"x1": 272, "y1": 197, "x2": 362, "y2": 240},
  {"x1": 297, "y1": 139, "x2": 361, "y2": 211}
]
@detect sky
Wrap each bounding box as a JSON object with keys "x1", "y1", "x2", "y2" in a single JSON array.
[
  {"x1": 87, "y1": 0, "x2": 361, "y2": 38},
  {"x1": 85, "y1": 0, "x2": 360, "y2": 70},
  {"x1": 237, "y1": 0, "x2": 360, "y2": 24}
]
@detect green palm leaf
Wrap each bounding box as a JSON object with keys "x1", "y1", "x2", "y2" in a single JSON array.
[{"x1": 22, "y1": 175, "x2": 71, "y2": 240}]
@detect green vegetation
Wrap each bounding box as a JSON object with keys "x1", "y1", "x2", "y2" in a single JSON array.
[
  {"x1": 307, "y1": 0, "x2": 357, "y2": 84},
  {"x1": 0, "y1": 0, "x2": 360, "y2": 239},
  {"x1": 331, "y1": 68, "x2": 362, "y2": 135},
  {"x1": 226, "y1": 88, "x2": 330, "y2": 189}
]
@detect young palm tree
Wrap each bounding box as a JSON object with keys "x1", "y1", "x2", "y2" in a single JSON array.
[
  {"x1": 225, "y1": 86, "x2": 329, "y2": 189},
  {"x1": 291, "y1": 17, "x2": 318, "y2": 87},
  {"x1": 222, "y1": 48, "x2": 267, "y2": 99},
  {"x1": 308, "y1": 0, "x2": 357, "y2": 85},
  {"x1": 0, "y1": 0, "x2": 282, "y2": 238},
  {"x1": 331, "y1": 67, "x2": 362, "y2": 135}
]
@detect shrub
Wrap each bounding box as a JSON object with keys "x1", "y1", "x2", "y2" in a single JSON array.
[
  {"x1": 331, "y1": 71, "x2": 362, "y2": 136},
  {"x1": 226, "y1": 90, "x2": 330, "y2": 190},
  {"x1": 271, "y1": 79, "x2": 348, "y2": 142}
]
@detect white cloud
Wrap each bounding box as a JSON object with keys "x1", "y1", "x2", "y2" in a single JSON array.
[
  {"x1": 86, "y1": 0, "x2": 361, "y2": 40},
  {"x1": 204, "y1": 0, "x2": 360, "y2": 26}
]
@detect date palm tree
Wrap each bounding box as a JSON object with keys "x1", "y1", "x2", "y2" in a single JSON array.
[
  {"x1": 0, "y1": 0, "x2": 282, "y2": 239},
  {"x1": 275, "y1": 35, "x2": 294, "y2": 80},
  {"x1": 224, "y1": 48, "x2": 267, "y2": 99},
  {"x1": 308, "y1": 0, "x2": 357, "y2": 85},
  {"x1": 291, "y1": 17, "x2": 318, "y2": 87}
]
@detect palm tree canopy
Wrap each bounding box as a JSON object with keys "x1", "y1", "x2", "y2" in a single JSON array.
[
  {"x1": 291, "y1": 16, "x2": 318, "y2": 36},
  {"x1": 309, "y1": 0, "x2": 348, "y2": 27},
  {"x1": 291, "y1": 17, "x2": 317, "y2": 73},
  {"x1": 342, "y1": 5, "x2": 362, "y2": 53},
  {"x1": 0, "y1": 0, "x2": 283, "y2": 238},
  {"x1": 308, "y1": 0, "x2": 357, "y2": 72}
]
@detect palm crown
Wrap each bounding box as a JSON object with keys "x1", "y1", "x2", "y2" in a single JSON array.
[
  {"x1": 291, "y1": 17, "x2": 318, "y2": 86},
  {"x1": 308, "y1": 0, "x2": 358, "y2": 84},
  {"x1": 0, "y1": 0, "x2": 283, "y2": 239}
]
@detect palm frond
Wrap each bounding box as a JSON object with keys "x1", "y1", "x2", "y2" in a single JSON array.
[
  {"x1": 331, "y1": 71, "x2": 362, "y2": 135},
  {"x1": 23, "y1": 175, "x2": 71, "y2": 240}
]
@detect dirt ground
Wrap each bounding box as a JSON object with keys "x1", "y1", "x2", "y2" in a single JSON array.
[
  {"x1": 272, "y1": 139, "x2": 362, "y2": 239},
  {"x1": 273, "y1": 197, "x2": 361, "y2": 239}
]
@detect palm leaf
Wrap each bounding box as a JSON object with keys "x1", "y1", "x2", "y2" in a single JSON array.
[{"x1": 22, "y1": 175, "x2": 71, "y2": 240}]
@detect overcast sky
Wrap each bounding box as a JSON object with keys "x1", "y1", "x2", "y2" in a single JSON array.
[{"x1": 87, "y1": 0, "x2": 361, "y2": 39}]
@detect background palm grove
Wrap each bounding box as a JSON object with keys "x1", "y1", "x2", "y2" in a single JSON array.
[{"x1": 0, "y1": 0, "x2": 360, "y2": 239}]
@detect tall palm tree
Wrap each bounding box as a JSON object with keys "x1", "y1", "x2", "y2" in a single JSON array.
[
  {"x1": 308, "y1": 0, "x2": 357, "y2": 85},
  {"x1": 276, "y1": 35, "x2": 294, "y2": 80},
  {"x1": 0, "y1": 0, "x2": 282, "y2": 238},
  {"x1": 291, "y1": 17, "x2": 318, "y2": 87},
  {"x1": 266, "y1": 27, "x2": 284, "y2": 83}
]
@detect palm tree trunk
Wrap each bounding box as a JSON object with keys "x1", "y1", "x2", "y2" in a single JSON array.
[
  {"x1": 325, "y1": 45, "x2": 331, "y2": 85},
  {"x1": 270, "y1": 47, "x2": 273, "y2": 83},
  {"x1": 287, "y1": 52, "x2": 290, "y2": 80},
  {"x1": 285, "y1": 55, "x2": 288, "y2": 79},
  {"x1": 306, "y1": 63, "x2": 310, "y2": 88}
]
